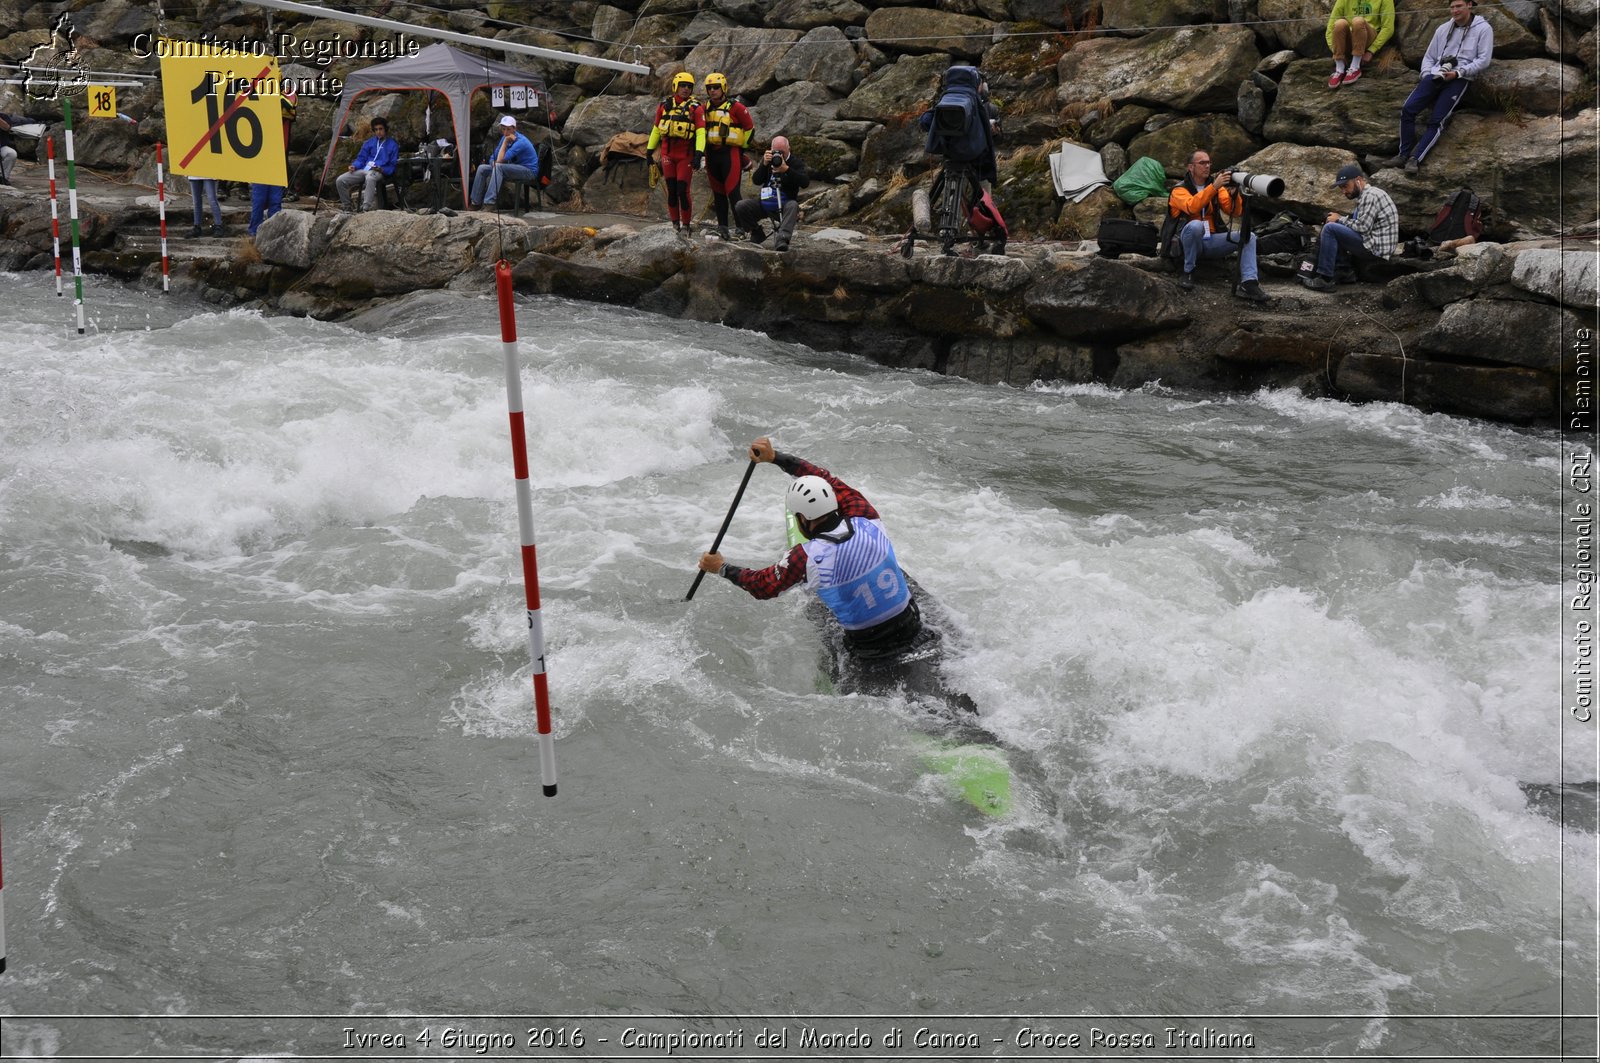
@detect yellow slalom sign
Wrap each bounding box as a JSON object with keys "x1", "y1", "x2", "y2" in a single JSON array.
[
  {"x1": 87, "y1": 85, "x2": 117, "y2": 117},
  {"x1": 159, "y1": 40, "x2": 287, "y2": 183}
]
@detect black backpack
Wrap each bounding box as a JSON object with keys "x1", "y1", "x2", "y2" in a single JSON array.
[
  {"x1": 1253, "y1": 210, "x2": 1312, "y2": 256},
  {"x1": 535, "y1": 140, "x2": 553, "y2": 190},
  {"x1": 1426, "y1": 188, "x2": 1484, "y2": 245}
]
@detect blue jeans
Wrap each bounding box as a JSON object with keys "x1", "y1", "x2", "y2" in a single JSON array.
[
  {"x1": 1179, "y1": 220, "x2": 1257, "y2": 281},
  {"x1": 1399, "y1": 76, "x2": 1470, "y2": 161},
  {"x1": 189, "y1": 178, "x2": 221, "y2": 227},
  {"x1": 1316, "y1": 221, "x2": 1367, "y2": 279},
  {"x1": 249, "y1": 184, "x2": 283, "y2": 234},
  {"x1": 469, "y1": 162, "x2": 535, "y2": 207}
]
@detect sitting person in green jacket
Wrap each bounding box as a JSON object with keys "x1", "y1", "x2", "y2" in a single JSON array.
[{"x1": 1326, "y1": 0, "x2": 1395, "y2": 87}]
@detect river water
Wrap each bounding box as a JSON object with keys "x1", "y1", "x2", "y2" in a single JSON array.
[{"x1": 0, "y1": 274, "x2": 1593, "y2": 1060}]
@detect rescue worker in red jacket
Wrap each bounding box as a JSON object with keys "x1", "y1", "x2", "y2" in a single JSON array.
[
  {"x1": 700, "y1": 72, "x2": 753, "y2": 241},
  {"x1": 645, "y1": 72, "x2": 706, "y2": 233}
]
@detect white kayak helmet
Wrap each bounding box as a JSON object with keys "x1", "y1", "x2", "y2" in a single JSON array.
[{"x1": 786, "y1": 475, "x2": 838, "y2": 521}]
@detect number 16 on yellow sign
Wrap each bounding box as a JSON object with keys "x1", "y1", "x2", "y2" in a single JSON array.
[{"x1": 158, "y1": 42, "x2": 287, "y2": 184}]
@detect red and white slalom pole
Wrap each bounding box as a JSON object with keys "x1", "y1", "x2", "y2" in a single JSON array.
[
  {"x1": 47, "y1": 135, "x2": 62, "y2": 296},
  {"x1": 155, "y1": 143, "x2": 169, "y2": 293},
  {"x1": 495, "y1": 261, "x2": 557, "y2": 797}
]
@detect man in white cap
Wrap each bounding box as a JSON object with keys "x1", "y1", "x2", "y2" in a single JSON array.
[
  {"x1": 468, "y1": 114, "x2": 540, "y2": 210},
  {"x1": 1302, "y1": 163, "x2": 1398, "y2": 291}
]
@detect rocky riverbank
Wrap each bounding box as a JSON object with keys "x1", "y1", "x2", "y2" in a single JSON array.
[{"x1": 0, "y1": 0, "x2": 1595, "y2": 424}]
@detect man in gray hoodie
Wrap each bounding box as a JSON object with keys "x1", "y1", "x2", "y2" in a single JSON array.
[{"x1": 1383, "y1": 0, "x2": 1494, "y2": 172}]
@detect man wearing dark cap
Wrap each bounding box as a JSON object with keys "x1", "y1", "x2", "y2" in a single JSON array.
[{"x1": 1302, "y1": 163, "x2": 1399, "y2": 292}]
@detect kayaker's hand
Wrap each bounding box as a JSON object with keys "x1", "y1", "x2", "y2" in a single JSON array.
[
  {"x1": 698, "y1": 552, "x2": 724, "y2": 574},
  {"x1": 749, "y1": 437, "x2": 775, "y2": 463}
]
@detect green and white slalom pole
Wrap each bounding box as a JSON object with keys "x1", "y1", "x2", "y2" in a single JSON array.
[{"x1": 63, "y1": 98, "x2": 85, "y2": 334}]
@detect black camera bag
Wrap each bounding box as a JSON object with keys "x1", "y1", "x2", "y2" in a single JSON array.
[{"x1": 1095, "y1": 218, "x2": 1159, "y2": 258}]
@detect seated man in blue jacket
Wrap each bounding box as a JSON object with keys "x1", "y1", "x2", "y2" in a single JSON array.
[
  {"x1": 335, "y1": 117, "x2": 399, "y2": 213},
  {"x1": 468, "y1": 115, "x2": 539, "y2": 210}
]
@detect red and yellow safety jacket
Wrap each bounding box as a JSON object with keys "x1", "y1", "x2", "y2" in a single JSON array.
[
  {"x1": 647, "y1": 94, "x2": 707, "y2": 152},
  {"x1": 703, "y1": 98, "x2": 753, "y2": 151}
]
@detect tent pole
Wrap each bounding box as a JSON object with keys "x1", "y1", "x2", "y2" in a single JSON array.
[{"x1": 248, "y1": 0, "x2": 651, "y2": 74}]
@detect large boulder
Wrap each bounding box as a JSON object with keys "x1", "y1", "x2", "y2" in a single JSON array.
[
  {"x1": 570, "y1": 225, "x2": 694, "y2": 284},
  {"x1": 774, "y1": 26, "x2": 857, "y2": 95},
  {"x1": 768, "y1": 0, "x2": 870, "y2": 30},
  {"x1": 1336, "y1": 351, "x2": 1554, "y2": 421},
  {"x1": 788, "y1": 135, "x2": 858, "y2": 179},
  {"x1": 1256, "y1": 0, "x2": 1328, "y2": 55},
  {"x1": 851, "y1": 117, "x2": 931, "y2": 188},
  {"x1": 681, "y1": 28, "x2": 806, "y2": 95},
  {"x1": 573, "y1": 15, "x2": 692, "y2": 94},
  {"x1": 299, "y1": 212, "x2": 498, "y2": 297},
  {"x1": 1081, "y1": 104, "x2": 1160, "y2": 148},
  {"x1": 1127, "y1": 114, "x2": 1261, "y2": 174},
  {"x1": 980, "y1": 25, "x2": 1064, "y2": 101},
  {"x1": 1263, "y1": 59, "x2": 1419, "y2": 155},
  {"x1": 1101, "y1": 0, "x2": 1224, "y2": 31},
  {"x1": 510, "y1": 251, "x2": 657, "y2": 303},
  {"x1": 252, "y1": 208, "x2": 324, "y2": 270},
  {"x1": 838, "y1": 52, "x2": 950, "y2": 122},
  {"x1": 1023, "y1": 256, "x2": 1192, "y2": 340},
  {"x1": 1375, "y1": 109, "x2": 1599, "y2": 238},
  {"x1": 60, "y1": 115, "x2": 145, "y2": 171},
  {"x1": 1057, "y1": 26, "x2": 1263, "y2": 113},
  {"x1": 1510, "y1": 248, "x2": 1600, "y2": 310},
  {"x1": 1466, "y1": 58, "x2": 1588, "y2": 116},
  {"x1": 1419, "y1": 297, "x2": 1587, "y2": 369},
  {"x1": 946, "y1": 336, "x2": 1097, "y2": 386},
  {"x1": 748, "y1": 81, "x2": 845, "y2": 141},
  {"x1": 1232, "y1": 142, "x2": 1361, "y2": 218},
  {"x1": 561, "y1": 95, "x2": 656, "y2": 148},
  {"x1": 862, "y1": 8, "x2": 997, "y2": 60}
]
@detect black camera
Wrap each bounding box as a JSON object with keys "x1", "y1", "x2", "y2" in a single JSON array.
[{"x1": 1439, "y1": 55, "x2": 1459, "y2": 72}]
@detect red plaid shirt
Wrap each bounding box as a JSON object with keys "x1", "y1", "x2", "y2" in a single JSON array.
[{"x1": 723, "y1": 454, "x2": 880, "y2": 599}]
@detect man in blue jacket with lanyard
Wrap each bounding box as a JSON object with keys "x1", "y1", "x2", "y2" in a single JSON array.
[
  {"x1": 469, "y1": 115, "x2": 540, "y2": 211},
  {"x1": 335, "y1": 116, "x2": 399, "y2": 213},
  {"x1": 697, "y1": 437, "x2": 923, "y2": 659}
]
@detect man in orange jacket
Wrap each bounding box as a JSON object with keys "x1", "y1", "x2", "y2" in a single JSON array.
[{"x1": 1168, "y1": 149, "x2": 1268, "y2": 302}]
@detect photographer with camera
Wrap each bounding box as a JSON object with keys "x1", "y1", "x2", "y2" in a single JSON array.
[
  {"x1": 1167, "y1": 150, "x2": 1270, "y2": 303},
  {"x1": 1301, "y1": 163, "x2": 1399, "y2": 292},
  {"x1": 1382, "y1": 0, "x2": 1493, "y2": 173},
  {"x1": 733, "y1": 136, "x2": 810, "y2": 252}
]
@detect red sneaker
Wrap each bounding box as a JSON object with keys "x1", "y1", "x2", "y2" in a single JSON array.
[
  {"x1": 1328, "y1": 71, "x2": 1344, "y2": 88},
  {"x1": 1342, "y1": 68, "x2": 1363, "y2": 85}
]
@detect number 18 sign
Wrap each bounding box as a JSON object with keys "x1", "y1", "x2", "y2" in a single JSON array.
[
  {"x1": 159, "y1": 40, "x2": 287, "y2": 183},
  {"x1": 87, "y1": 85, "x2": 117, "y2": 117}
]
